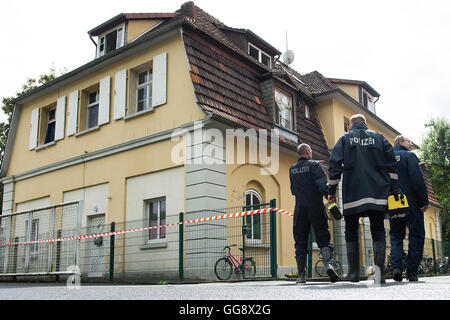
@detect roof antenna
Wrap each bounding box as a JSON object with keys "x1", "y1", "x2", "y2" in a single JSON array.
[{"x1": 283, "y1": 31, "x2": 295, "y2": 65}]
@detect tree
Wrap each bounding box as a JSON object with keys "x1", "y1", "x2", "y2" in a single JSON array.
[
  {"x1": 420, "y1": 117, "x2": 450, "y2": 242},
  {"x1": 0, "y1": 66, "x2": 66, "y2": 212}
]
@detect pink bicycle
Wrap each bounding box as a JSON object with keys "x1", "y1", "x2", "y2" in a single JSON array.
[{"x1": 214, "y1": 244, "x2": 256, "y2": 280}]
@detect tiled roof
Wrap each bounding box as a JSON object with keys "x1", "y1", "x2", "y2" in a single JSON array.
[
  {"x1": 300, "y1": 71, "x2": 336, "y2": 95},
  {"x1": 178, "y1": 2, "x2": 331, "y2": 160},
  {"x1": 183, "y1": 31, "x2": 273, "y2": 131},
  {"x1": 420, "y1": 163, "x2": 442, "y2": 208}
]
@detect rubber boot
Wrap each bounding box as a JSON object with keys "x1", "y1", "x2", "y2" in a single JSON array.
[
  {"x1": 295, "y1": 255, "x2": 307, "y2": 285},
  {"x1": 393, "y1": 268, "x2": 403, "y2": 282},
  {"x1": 342, "y1": 242, "x2": 360, "y2": 282},
  {"x1": 321, "y1": 246, "x2": 340, "y2": 283},
  {"x1": 373, "y1": 241, "x2": 386, "y2": 284}
]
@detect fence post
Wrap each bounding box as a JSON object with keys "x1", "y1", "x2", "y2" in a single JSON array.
[
  {"x1": 75, "y1": 200, "x2": 83, "y2": 268},
  {"x1": 179, "y1": 212, "x2": 184, "y2": 281},
  {"x1": 432, "y1": 238, "x2": 437, "y2": 275},
  {"x1": 109, "y1": 222, "x2": 115, "y2": 281},
  {"x1": 270, "y1": 199, "x2": 277, "y2": 278},
  {"x1": 48, "y1": 206, "x2": 55, "y2": 272},
  {"x1": 24, "y1": 211, "x2": 33, "y2": 272},
  {"x1": 3, "y1": 216, "x2": 12, "y2": 273}
]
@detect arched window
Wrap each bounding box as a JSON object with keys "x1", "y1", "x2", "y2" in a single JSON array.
[{"x1": 245, "y1": 189, "x2": 263, "y2": 241}]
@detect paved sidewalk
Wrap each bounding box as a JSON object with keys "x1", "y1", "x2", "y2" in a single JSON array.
[{"x1": 0, "y1": 276, "x2": 449, "y2": 300}]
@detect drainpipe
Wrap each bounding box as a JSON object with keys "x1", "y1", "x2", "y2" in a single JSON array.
[{"x1": 89, "y1": 34, "x2": 98, "y2": 58}]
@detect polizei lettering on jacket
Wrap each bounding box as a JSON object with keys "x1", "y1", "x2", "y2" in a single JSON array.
[
  {"x1": 291, "y1": 166, "x2": 310, "y2": 175},
  {"x1": 350, "y1": 137, "x2": 375, "y2": 146}
]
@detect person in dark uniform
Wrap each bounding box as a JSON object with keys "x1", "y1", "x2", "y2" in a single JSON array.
[
  {"x1": 390, "y1": 135, "x2": 429, "y2": 282},
  {"x1": 290, "y1": 143, "x2": 340, "y2": 284},
  {"x1": 327, "y1": 114, "x2": 398, "y2": 284}
]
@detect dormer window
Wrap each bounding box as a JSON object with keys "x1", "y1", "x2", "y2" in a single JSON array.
[
  {"x1": 97, "y1": 24, "x2": 125, "y2": 58},
  {"x1": 274, "y1": 89, "x2": 292, "y2": 130},
  {"x1": 248, "y1": 43, "x2": 271, "y2": 68},
  {"x1": 361, "y1": 88, "x2": 376, "y2": 114}
]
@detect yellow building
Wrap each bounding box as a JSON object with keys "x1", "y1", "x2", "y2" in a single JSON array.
[{"x1": 0, "y1": 2, "x2": 442, "y2": 280}]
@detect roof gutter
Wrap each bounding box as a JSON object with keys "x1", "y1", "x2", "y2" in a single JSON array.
[
  {"x1": 0, "y1": 102, "x2": 21, "y2": 178},
  {"x1": 1, "y1": 18, "x2": 189, "y2": 179},
  {"x1": 313, "y1": 88, "x2": 401, "y2": 137},
  {"x1": 10, "y1": 18, "x2": 188, "y2": 106}
]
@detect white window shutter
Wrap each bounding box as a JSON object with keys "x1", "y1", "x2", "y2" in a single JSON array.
[
  {"x1": 114, "y1": 69, "x2": 127, "y2": 120},
  {"x1": 29, "y1": 108, "x2": 39, "y2": 150},
  {"x1": 152, "y1": 52, "x2": 167, "y2": 107},
  {"x1": 55, "y1": 96, "x2": 66, "y2": 141},
  {"x1": 99, "y1": 76, "x2": 111, "y2": 125},
  {"x1": 67, "y1": 90, "x2": 79, "y2": 136}
]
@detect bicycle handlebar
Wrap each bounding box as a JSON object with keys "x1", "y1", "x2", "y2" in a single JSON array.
[{"x1": 223, "y1": 244, "x2": 238, "y2": 253}]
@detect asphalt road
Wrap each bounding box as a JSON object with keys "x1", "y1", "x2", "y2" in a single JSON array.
[{"x1": 0, "y1": 276, "x2": 449, "y2": 301}]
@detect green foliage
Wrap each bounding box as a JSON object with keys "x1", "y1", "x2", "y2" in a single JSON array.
[
  {"x1": 421, "y1": 117, "x2": 450, "y2": 241},
  {"x1": 0, "y1": 66, "x2": 65, "y2": 213},
  {"x1": 0, "y1": 66, "x2": 65, "y2": 162}
]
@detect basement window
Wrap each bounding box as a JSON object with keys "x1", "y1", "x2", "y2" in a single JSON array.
[{"x1": 146, "y1": 198, "x2": 166, "y2": 242}]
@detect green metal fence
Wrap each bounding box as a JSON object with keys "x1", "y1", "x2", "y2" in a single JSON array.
[
  {"x1": 104, "y1": 200, "x2": 278, "y2": 282},
  {"x1": 1, "y1": 199, "x2": 449, "y2": 283}
]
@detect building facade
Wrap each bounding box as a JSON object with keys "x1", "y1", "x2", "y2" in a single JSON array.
[{"x1": 0, "y1": 2, "x2": 442, "y2": 279}]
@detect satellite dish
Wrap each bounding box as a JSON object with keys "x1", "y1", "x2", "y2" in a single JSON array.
[{"x1": 283, "y1": 50, "x2": 295, "y2": 65}]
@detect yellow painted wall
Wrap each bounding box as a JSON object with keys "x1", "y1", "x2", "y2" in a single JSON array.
[
  {"x1": 317, "y1": 98, "x2": 398, "y2": 148},
  {"x1": 126, "y1": 20, "x2": 162, "y2": 42},
  {"x1": 8, "y1": 32, "x2": 204, "y2": 177},
  {"x1": 334, "y1": 83, "x2": 360, "y2": 102},
  {"x1": 226, "y1": 139, "x2": 303, "y2": 269},
  {"x1": 13, "y1": 139, "x2": 183, "y2": 224}
]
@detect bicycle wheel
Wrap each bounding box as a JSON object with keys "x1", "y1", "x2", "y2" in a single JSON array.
[
  {"x1": 214, "y1": 258, "x2": 233, "y2": 280},
  {"x1": 314, "y1": 259, "x2": 326, "y2": 277},
  {"x1": 242, "y1": 258, "x2": 256, "y2": 278}
]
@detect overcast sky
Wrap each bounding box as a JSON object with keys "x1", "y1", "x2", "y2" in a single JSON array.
[{"x1": 1, "y1": 0, "x2": 449, "y2": 145}]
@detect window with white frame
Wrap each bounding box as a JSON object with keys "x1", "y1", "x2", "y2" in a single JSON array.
[
  {"x1": 146, "y1": 198, "x2": 166, "y2": 241},
  {"x1": 97, "y1": 25, "x2": 125, "y2": 58},
  {"x1": 274, "y1": 89, "x2": 293, "y2": 130},
  {"x1": 245, "y1": 190, "x2": 262, "y2": 242},
  {"x1": 361, "y1": 88, "x2": 376, "y2": 113},
  {"x1": 87, "y1": 90, "x2": 99, "y2": 129},
  {"x1": 305, "y1": 103, "x2": 311, "y2": 120},
  {"x1": 43, "y1": 108, "x2": 56, "y2": 144},
  {"x1": 136, "y1": 69, "x2": 153, "y2": 112},
  {"x1": 248, "y1": 43, "x2": 271, "y2": 68}
]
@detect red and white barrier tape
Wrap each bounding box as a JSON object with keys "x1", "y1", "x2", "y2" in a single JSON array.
[{"x1": 0, "y1": 208, "x2": 294, "y2": 247}]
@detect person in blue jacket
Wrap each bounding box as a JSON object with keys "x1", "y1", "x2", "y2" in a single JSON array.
[
  {"x1": 327, "y1": 114, "x2": 398, "y2": 284},
  {"x1": 390, "y1": 135, "x2": 429, "y2": 282},
  {"x1": 290, "y1": 143, "x2": 340, "y2": 284}
]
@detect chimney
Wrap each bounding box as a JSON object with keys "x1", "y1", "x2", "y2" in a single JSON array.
[{"x1": 181, "y1": 1, "x2": 196, "y2": 20}]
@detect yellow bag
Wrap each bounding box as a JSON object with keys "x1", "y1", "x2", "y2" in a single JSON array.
[{"x1": 386, "y1": 193, "x2": 409, "y2": 220}]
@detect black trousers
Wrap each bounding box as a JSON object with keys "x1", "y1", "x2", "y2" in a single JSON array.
[
  {"x1": 344, "y1": 211, "x2": 385, "y2": 243},
  {"x1": 293, "y1": 202, "x2": 332, "y2": 257},
  {"x1": 389, "y1": 199, "x2": 425, "y2": 275}
]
